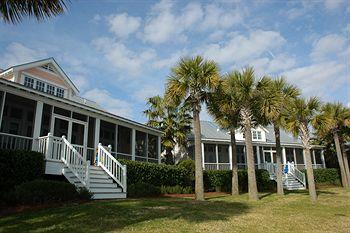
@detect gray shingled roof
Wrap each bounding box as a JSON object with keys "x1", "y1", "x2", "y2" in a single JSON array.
[{"x1": 189, "y1": 121, "x2": 302, "y2": 146}]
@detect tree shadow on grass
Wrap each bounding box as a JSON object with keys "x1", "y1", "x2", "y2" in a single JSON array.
[{"x1": 0, "y1": 198, "x2": 250, "y2": 232}]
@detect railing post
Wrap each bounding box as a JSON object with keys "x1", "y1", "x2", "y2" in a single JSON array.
[
  {"x1": 123, "y1": 165, "x2": 127, "y2": 193},
  {"x1": 46, "y1": 133, "x2": 53, "y2": 159},
  {"x1": 97, "y1": 143, "x2": 102, "y2": 166},
  {"x1": 61, "y1": 135, "x2": 66, "y2": 161},
  {"x1": 86, "y1": 161, "x2": 90, "y2": 189}
]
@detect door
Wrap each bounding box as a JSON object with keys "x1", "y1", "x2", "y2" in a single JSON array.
[
  {"x1": 53, "y1": 117, "x2": 69, "y2": 138},
  {"x1": 71, "y1": 122, "x2": 86, "y2": 156}
]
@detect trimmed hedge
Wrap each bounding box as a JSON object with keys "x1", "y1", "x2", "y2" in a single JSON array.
[
  {"x1": 160, "y1": 185, "x2": 193, "y2": 194},
  {"x1": 0, "y1": 150, "x2": 44, "y2": 191},
  {"x1": 121, "y1": 159, "x2": 273, "y2": 194},
  {"x1": 304, "y1": 168, "x2": 340, "y2": 185},
  {"x1": 120, "y1": 159, "x2": 191, "y2": 187},
  {"x1": 14, "y1": 180, "x2": 92, "y2": 205}
]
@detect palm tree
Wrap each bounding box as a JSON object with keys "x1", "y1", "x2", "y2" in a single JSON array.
[
  {"x1": 257, "y1": 77, "x2": 300, "y2": 195},
  {"x1": 165, "y1": 56, "x2": 220, "y2": 201},
  {"x1": 144, "y1": 95, "x2": 192, "y2": 164},
  {"x1": 222, "y1": 67, "x2": 261, "y2": 200},
  {"x1": 0, "y1": 0, "x2": 68, "y2": 24},
  {"x1": 315, "y1": 103, "x2": 350, "y2": 187},
  {"x1": 285, "y1": 97, "x2": 321, "y2": 202},
  {"x1": 207, "y1": 73, "x2": 241, "y2": 195}
]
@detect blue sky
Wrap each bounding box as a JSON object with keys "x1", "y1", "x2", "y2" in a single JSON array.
[{"x1": 0, "y1": 0, "x2": 349, "y2": 123}]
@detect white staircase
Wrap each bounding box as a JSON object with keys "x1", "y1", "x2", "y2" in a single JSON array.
[
  {"x1": 259, "y1": 162, "x2": 306, "y2": 190},
  {"x1": 37, "y1": 133, "x2": 127, "y2": 199}
]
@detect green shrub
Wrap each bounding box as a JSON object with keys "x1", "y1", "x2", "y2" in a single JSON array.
[
  {"x1": 128, "y1": 182, "x2": 161, "y2": 198},
  {"x1": 160, "y1": 185, "x2": 193, "y2": 194},
  {"x1": 177, "y1": 159, "x2": 195, "y2": 186},
  {"x1": 120, "y1": 159, "x2": 191, "y2": 187},
  {"x1": 204, "y1": 169, "x2": 272, "y2": 192},
  {"x1": 303, "y1": 168, "x2": 340, "y2": 185},
  {"x1": 0, "y1": 150, "x2": 44, "y2": 191},
  {"x1": 14, "y1": 180, "x2": 92, "y2": 205}
]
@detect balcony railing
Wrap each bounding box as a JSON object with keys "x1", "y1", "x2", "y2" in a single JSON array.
[{"x1": 0, "y1": 132, "x2": 33, "y2": 151}]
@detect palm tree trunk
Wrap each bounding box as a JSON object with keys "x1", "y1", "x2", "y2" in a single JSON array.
[
  {"x1": 340, "y1": 142, "x2": 350, "y2": 187},
  {"x1": 274, "y1": 124, "x2": 284, "y2": 195},
  {"x1": 303, "y1": 140, "x2": 317, "y2": 202},
  {"x1": 230, "y1": 128, "x2": 239, "y2": 195},
  {"x1": 193, "y1": 109, "x2": 204, "y2": 201},
  {"x1": 241, "y1": 108, "x2": 258, "y2": 201},
  {"x1": 333, "y1": 132, "x2": 348, "y2": 187}
]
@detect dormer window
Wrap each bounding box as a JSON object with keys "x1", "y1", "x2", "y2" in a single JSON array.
[
  {"x1": 24, "y1": 76, "x2": 34, "y2": 88},
  {"x1": 252, "y1": 130, "x2": 262, "y2": 140},
  {"x1": 36, "y1": 80, "x2": 45, "y2": 92}
]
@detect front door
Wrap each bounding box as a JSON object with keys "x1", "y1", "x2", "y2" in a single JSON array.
[{"x1": 51, "y1": 115, "x2": 88, "y2": 158}]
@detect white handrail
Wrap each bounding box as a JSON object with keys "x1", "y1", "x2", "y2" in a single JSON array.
[
  {"x1": 98, "y1": 143, "x2": 127, "y2": 192},
  {"x1": 61, "y1": 136, "x2": 89, "y2": 187},
  {"x1": 287, "y1": 162, "x2": 306, "y2": 186}
]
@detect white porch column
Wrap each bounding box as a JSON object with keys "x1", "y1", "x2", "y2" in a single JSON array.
[
  {"x1": 0, "y1": 91, "x2": 6, "y2": 130},
  {"x1": 321, "y1": 149, "x2": 326, "y2": 168},
  {"x1": 31, "y1": 100, "x2": 43, "y2": 151},
  {"x1": 83, "y1": 124, "x2": 88, "y2": 160},
  {"x1": 201, "y1": 142, "x2": 205, "y2": 169},
  {"x1": 282, "y1": 147, "x2": 286, "y2": 165},
  {"x1": 94, "y1": 118, "x2": 100, "y2": 150},
  {"x1": 302, "y1": 149, "x2": 306, "y2": 169},
  {"x1": 131, "y1": 128, "x2": 136, "y2": 161},
  {"x1": 256, "y1": 146, "x2": 261, "y2": 168},
  {"x1": 293, "y1": 148, "x2": 297, "y2": 165},
  {"x1": 229, "y1": 144, "x2": 233, "y2": 170},
  {"x1": 157, "y1": 136, "x2": 161, "y2": 164},
  {"x1": 145, "y1": 133, "x2": 149, "y2": 161},
  {"x1": 215, "y1": 144, "x2": 219, "y2": 170},
  {"x1": 115, "y1": 124, "x2": 118, "y2": 154},
  {"x1": 243, "y1": 146, "x2": 246, "y2": 167}
]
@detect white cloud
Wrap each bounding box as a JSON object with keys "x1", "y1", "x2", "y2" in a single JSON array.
[
  {"x1": 142, "y1": 0, "x2": 203, "y2": 44},
  {"x1": 153, "y1": 50, "x2": 187, "y2": 69},
  {"x1": 285, "y1": 7, "x2": 306, "y2": 20},
  {"x1": 199, "y1": 4, "x2": 243, "y2": 31},
  {"x1": 250, "y1": 54, "x2": 296, "y2": 76},
  {"x1": 324, "y1": 0, "x2": 344, "y2": 10},
  {"x1": 311, "y1": 34, "x2": 347, "y2": 60},
  {"x1": 90, "y1": 14, "x2": 101, "y2": 24},
  {"x1": 282, "y1": 61, "x2": 348, "y2": 98},
  {"x1": 132, "y1": 84, "x2": 163, "y2": 103},
  {"x1": 202, "y1": 30, "x2": 286, "y2": 65},
  {"x1": 0, "y1": 43, "x2": 46, "y2": 69},
  {"x1": 107, "y1": 13, "x2": 141, "y2": 38},
  {"x1": 93, "y1": 37, "x2": 156, "y2": 75},
  {"x1": 83, "y1": 88, "x2": 133, "y2": 118}
]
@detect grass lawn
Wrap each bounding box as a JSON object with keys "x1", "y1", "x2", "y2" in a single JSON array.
[{"x1": 1, "y1": 187, "x2": 350, "y2": 233}]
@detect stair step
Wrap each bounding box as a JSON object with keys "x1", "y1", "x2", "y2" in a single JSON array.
[
  {"x1": 89, "y1": 182, "x2": 119, "y2": 188},
  {"x1": 89, "y1": 187, "x2": 122, "y2": 193},
  {"x1": 93, "y1": 192, "x2": 127, "y2": 199}
]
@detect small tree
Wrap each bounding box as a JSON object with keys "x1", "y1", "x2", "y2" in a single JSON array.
[
  {"x1": 257, "y1": 77, "x2": 300, "y2": 195},
  {"x1": 166, "y1": 56, "x2": 220, "y2": 201},
  {"x1": 207, "y1": 72, "x2": 241, "y2": 195},
  {"x1": 144, "y1": 95, "x2": 192, "y2": 164},
  {"x1": 315, "y1": 103, "x2": 350, "y2": 187},
  {"x1": 285, "y1": 97, "x2": 321, "y2": 202}
]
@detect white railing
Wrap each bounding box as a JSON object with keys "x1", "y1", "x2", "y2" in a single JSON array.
[
  {"x1": 37, "y1": 134, "x2": 63, "y2": 160},
  {"x1": 0, "y1": 132, "x2": 33, "y2": 151},
  {"x1": 259, "y1": 162, "x2": 278, "y2": 177},
  {"x1": 61, "y1": 136, "x2": 89, "y2": 187},
  {"x1": 98, "y1": 143, "x2": 127, "y2": 192},
  {"x1": 286, "y1": 162, "x2": 306, "y2": 186},
  {"x1": 204, "y1": 163, "x2": 231, "y2": 170}
]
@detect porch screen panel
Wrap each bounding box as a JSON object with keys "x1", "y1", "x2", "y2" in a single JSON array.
[
  {"x1": 218, "y1": 144, "x2": 229, "y2": 163},
  {"x1": 40, "y1": 104, "x2": 52, "y2": 136},
  {"x1": 148, "y1": 134, "x2": 158, "y2": 159},
  {"x1": 187, "y1": 144, "x2": 194, "y2": 160},
  {"x1": 295, "y1": 148, "x2": 304, "y2": 164},
  {"x1": 253, "y1": 146, "x2": 257, "y2": 164},
  {"x1": 314, "y1": 149, "x2": 322, "y2": 164},
  {"x1": 285, "y1": 148, "x2": 295, "y2": 162},
  {"x1": 117, "y1": 125, "x2": 131, "y2": 155},
  {"x1": 87, "y1": 117, "x2": 95, "y2": 148},
  {"x1": 135, "y1": 130, "x2": 147, "y2": 159},
  {"x1": 100, "y1": 120, "x2": 116, "y2": 149},
  {"x1": 0, "y1": 93, "x2": 36, "y2": 137},
  {"x1": 204, "y1": 143, "x2": 216, "y2": 163},
  {"x1": 237, "y1": 145, "x2": 245, "y2": 164},
  {"x1": 71, "y1": 123, "x2": 84, "y2": 145}
]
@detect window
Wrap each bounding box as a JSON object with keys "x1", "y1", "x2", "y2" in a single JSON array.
[
  {"x1": 46, "y1": 84, "x2": 55, "y2": 95},
  {"x1": 24, "y1": 76, "x2": 34, "y2": 88},
  {"x1": 252, "y1": 130, "x2": 262, "y2": 140},
  {"x1": 36, "y1": 80, "x2": 45, "y2": 92},
  {"x1": 56, "y1": 88, "x2": 65, "y2": 98},
  {"x1": 42, "y1": 64, "x2": 56, "y2": 73}
]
